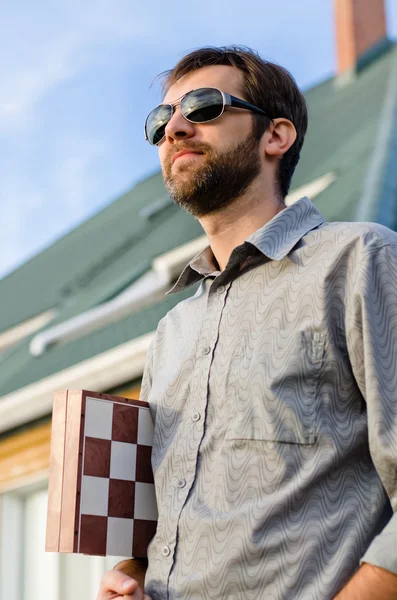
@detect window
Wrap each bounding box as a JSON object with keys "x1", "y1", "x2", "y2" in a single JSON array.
[{"x1": 0, "y1": 480, "x2": 124, "y2": 600}]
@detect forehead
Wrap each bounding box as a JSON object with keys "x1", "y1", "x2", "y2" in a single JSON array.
[{"x1": 163, "y1": 65, "x2": 245, "y2": 103}]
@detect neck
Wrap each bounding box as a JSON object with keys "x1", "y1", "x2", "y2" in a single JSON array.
[{"x1": 198, "y1": 180, "x2": 285, "y2": 271}]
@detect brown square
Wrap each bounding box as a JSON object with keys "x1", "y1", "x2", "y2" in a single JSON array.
[
  {"x1": 112, "y1": 404, "x2": 138, "y2": 443},
  {"x1": 108, "y1": 479, "x2": 135, "y2": 519},
  {"x1": 132, "y1": 519, "x2": 158, "y2": 557},
  {"x1": 79, "y1": 515, "x2": 108, "y2": 555},
  {"x1": 136, "y1": 445, "x2": 154, "y2": 483},
  {"x1": 83, "y1": 437, "x2": 111, "y2": 478}
]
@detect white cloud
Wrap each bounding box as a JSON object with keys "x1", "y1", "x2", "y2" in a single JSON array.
[
  {"x1": 0, "y1": 0, "x2": 345, "y2": 283},
  {"x1": 0, "y1": 133, "x2": 108, "y2": 279},
  {"x1": 0, "y1": 0, "x2": 157, "y2": 278},
  {"x1": 53, "y1": 134, "x2": 107, "y2": 219},
  {"x1": 0, "y1": 0, "x2": 151, "y2": 133},
  {"x1": 0, "y1": 174, "x2": 45, "y2": 277}
]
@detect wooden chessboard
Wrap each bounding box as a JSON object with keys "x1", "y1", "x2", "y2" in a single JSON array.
[{"x1": 46, "y1": 390, "x2": 158, "y2": 557}]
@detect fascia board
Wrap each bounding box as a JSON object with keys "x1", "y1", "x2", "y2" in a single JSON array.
[
  {"x1": 0, "y1": 310, "x2": 57, "y2": 352},
  {"x1": 30, "y1": 271, "x2": 164, "y2": 357},
  {"x1": 0, "y1": 331, "x2": 155, "y2": 434},
  {"x1": 285, "y1": 173, "x2": 337, "y2": 206},
  {"x1": 152, "y1": 235, "x2": 208, "y2": 282},
  {"x1": 30, "y1": 236, "x2": 208, "y2": 358}
]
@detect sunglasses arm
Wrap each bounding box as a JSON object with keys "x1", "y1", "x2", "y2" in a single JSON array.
[{"x1": 223, "y1": 92, "x2": 270, "y2": 120}]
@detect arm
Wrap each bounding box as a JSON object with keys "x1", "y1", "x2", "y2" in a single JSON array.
[
  {"x1": 339, "y1": 241, "x2": 397, "y2": 598},
  {"x1": 334, "y1": 564, "x2": 397, "y2": 599},
  {"x1": 96, "y1": 568, "x2": 151, "y2": 600}
]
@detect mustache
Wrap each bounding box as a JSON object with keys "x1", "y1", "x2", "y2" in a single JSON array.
[{"x1": 166, "y1": 141, "x2": 212, "y2": 161}]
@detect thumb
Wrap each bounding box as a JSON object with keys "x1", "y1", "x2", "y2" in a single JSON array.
[
  {"x1": 114, "y1": 558, "x2": 147, "y2": 589},
  {"x1": 121, "y1": 578, "x2": 138, "y2": 593},
  {"x1": 100, "y1": 569, "x2": 139, "y2": 596}
]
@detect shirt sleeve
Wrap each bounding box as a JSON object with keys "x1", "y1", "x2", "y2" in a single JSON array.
[
  {"x1": 345, "y1": 242, "x2": 397, "y2": 574},
  {"x1": 139, "y1": 339, "x2": 155, "y2": 418}
]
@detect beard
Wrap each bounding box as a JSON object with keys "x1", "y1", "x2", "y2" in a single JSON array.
[{"x1": 162, "y1": 131, "x2": 262, "y2": 218}]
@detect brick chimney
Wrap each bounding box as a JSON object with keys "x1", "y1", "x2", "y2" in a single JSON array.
[{"x1": 335, "y1": 0, "x2": 389, "y2": 78}]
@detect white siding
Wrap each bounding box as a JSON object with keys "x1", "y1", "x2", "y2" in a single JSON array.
[
  {"x1": 0, "y1": 485, "x2": 121, "y2": 600},
  {"x1": 0, "y1": 494, "x2": 23, "y2": 600}
]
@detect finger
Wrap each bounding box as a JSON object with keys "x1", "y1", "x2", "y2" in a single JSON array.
[
  {"x1": 120, "y1": 589, "x2": 148, "y2": 600},
  {"x1": 120, "y1": 590, "x2": 151, "y2": 600},
  {"x1": 98, "y1": 569, "x2": 139, "y2": 597},
  {"x1": 114, "y1": 558, "x2": 147, "y2": 589}
]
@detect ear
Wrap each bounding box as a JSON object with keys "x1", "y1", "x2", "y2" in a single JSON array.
[{"x1": 264, "y1": 118, "x2": 297, "y2": 157}]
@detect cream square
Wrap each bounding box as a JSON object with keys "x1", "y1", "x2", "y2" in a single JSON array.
[
  {"x1": 80, "y1": 475, "x2": 109, "y2": 516},
  {"x1": 85, "y1": 397, "x2": 113, "y2": 440},
  {"x1": 137, "y1": 408, "x2": 154, "y2": 446},
  {"x1": 110, "y1": 441, "x2": 137, "y2": 481},
  {"x1": 106, "y1": 518, "x2": 134, "y2": 557},
  {"x1": 134, "y1": 482, "x2": 158, "y2": 521}
]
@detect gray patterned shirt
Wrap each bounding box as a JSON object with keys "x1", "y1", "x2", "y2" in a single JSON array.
[{"x1": 141, "y1": 196, "x2": 397, "y2": 600}]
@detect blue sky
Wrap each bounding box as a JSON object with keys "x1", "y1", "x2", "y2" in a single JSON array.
[{"x1": 1, "y1": 0, "x2": 397, "y2": 279}]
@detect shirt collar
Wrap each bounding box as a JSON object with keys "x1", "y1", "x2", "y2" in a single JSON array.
[{"x1": 167, "y1": 196, "x2": 324, "y2": 294}]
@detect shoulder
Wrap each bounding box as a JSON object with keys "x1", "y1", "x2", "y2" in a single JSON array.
[{"x1": 305, "y1": 220, "x2": 397, "y2": 255}]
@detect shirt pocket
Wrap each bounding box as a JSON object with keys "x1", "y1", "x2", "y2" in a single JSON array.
[{"x1": 225, "y1": 330, "x2": 326, "y2": 445}]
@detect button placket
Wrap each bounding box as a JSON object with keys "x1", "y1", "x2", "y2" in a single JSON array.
[
  {"x1": 163, "y1": 281, "x2": 229, "y2": 591},
  {"x1": 171, "y1": 286, "x2": 224, "y2": 536}
]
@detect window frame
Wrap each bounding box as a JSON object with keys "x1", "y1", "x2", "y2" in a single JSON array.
[{"x1": 0, "y1": 476, "x2": 114, "y2": 600}]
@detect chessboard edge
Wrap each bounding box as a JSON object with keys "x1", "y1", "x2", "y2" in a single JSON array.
[
  {"x1": 45, "y1": 390, "x2": 68, "y2": 552},
  {"x1": 59, "y1": 390, "x2": 84, "y2": 552},
  {"x1": 80, "y1": 390, "x2": 148, "y2": 409}
]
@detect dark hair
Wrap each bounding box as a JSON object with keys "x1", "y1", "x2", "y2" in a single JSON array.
[{"x1": 158, "y1": 46, "x2": 308, "y2": 198}]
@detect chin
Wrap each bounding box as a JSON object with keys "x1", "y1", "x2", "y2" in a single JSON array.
[{"x1": 173, "y1": 159, "x2": 202, "y2": 173}]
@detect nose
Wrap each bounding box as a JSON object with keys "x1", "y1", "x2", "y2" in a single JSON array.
[{"x1": 164, "y1": 105, "x2": 196, "y2": 144}]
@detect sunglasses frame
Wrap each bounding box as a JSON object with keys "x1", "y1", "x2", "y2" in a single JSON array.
[{"x1": 144, "y1": 87, "x2": 272, "y2": 145}]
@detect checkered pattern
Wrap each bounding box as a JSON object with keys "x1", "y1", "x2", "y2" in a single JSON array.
[{"x1": 77, "y1": 396, "x2": 158, "y2": 557}]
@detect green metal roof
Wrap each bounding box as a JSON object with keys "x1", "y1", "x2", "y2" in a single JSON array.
[
  {"x1": 0, "y1": 286, "x2": 195, "y2": 397},
  {"x1": 295, "y1": 44, "x2": 397, "y2": 223},
  {"x1": 0, "y1": 172, "x2": 202, "y2": 334},
  {"x1": 1, "y1": 44, "x2": 397, "y2": 398}
]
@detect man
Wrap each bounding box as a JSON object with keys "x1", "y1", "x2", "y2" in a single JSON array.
[{"x1": 97, "y1": 47, "x2": 397, "y2": 599}]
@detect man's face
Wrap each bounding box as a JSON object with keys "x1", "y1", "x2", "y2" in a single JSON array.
[{"x1": 158, "y1": 65, "x2": 263, "y2": 218}]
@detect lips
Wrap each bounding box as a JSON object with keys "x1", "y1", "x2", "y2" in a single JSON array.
[{"x1": 171, "y1": 149, "x2": 204, "y2": 164}]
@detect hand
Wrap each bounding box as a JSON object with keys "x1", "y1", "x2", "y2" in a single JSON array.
[
  {"x1": 96, "y1": 568, "x2": 151, "y2": 599},
  {"x1": 334, "y1": 564, "x2": 397, "y2": 599},
  {"x1": 113, "y1": 558, "x2": 148, "y2": 589}
]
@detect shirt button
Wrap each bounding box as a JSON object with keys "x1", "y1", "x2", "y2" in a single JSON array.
[
  {"x1": 203, "y1": 346, "x2": 211, "y2": 355},
  {"x1": 177, "y1": 478, "x2": 186, "y2": 488},
  {"x1": 162, "y1": 545, "x2": 171, "y2": 557},
  {"x1": 192, "y1": 412, "x2": 201, "y2": 422},
  {"x1": 217, "y1": 285, "x2": 225, "y2": 294}
]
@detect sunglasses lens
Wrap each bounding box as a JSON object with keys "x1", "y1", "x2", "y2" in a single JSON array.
[
  {"x1": 181, "y1": 88, "x2": 224, "y2": 123},
  {"x1": 145, "y1": 89, "x2": 224, "y2": 145},
  {"x1": 145, "y1": 104, "x2": 173, "y2": 145}
]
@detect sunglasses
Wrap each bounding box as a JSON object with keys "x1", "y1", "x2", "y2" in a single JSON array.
[{"x1": 144, "y1": 87, "x2": 270, "y2": 146}]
